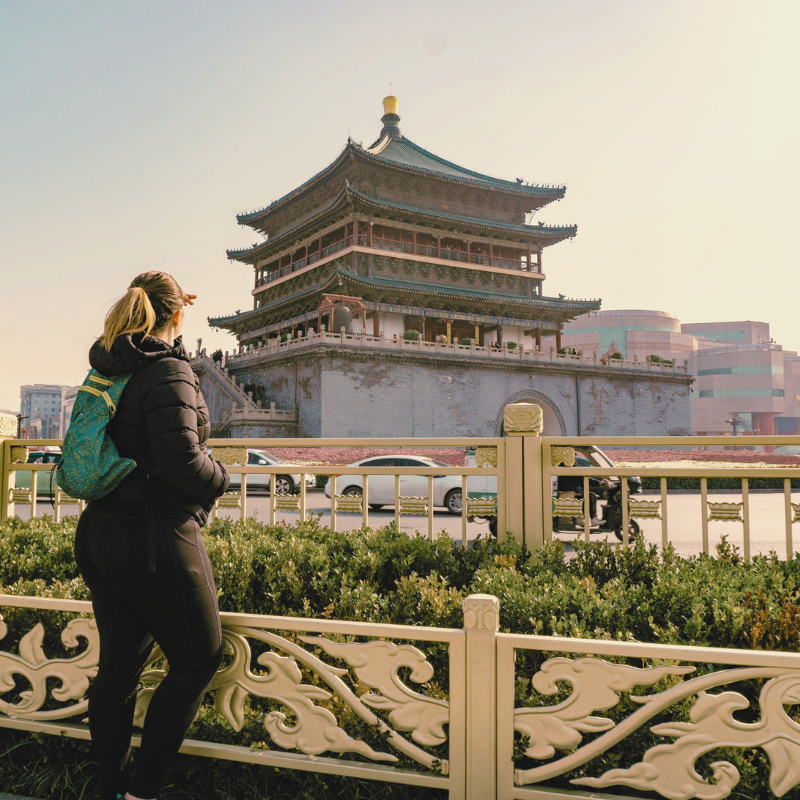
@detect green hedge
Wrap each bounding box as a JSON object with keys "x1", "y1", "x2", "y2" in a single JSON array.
[
  {"x1": 642, "y1": 476, "x2": 800, "y2": 490},
  {"x1": 3, "y1": 515, "x2": 800, "y2": 798}
]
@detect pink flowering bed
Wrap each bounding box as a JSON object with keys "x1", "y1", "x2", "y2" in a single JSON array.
[
  {"x1": 603, "y1": 449, "x2": 800, "y2": 466},
  {"x1": 262, "y1": 446, "x2": 467, "y2": 467}
]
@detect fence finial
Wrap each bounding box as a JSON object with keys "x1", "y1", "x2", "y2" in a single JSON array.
[{"x1": 463, "y1": 594, "x2": 500, "y2": 632}]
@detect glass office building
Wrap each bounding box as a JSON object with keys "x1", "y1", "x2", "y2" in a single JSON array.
[{"x1": 552, "y1": 311, "x2": 800, "y2": 437}]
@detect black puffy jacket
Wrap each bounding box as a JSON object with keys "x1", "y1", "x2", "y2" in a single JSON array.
[{"x1": 88, "y1": 333, "x2": 229, "y2": 522}]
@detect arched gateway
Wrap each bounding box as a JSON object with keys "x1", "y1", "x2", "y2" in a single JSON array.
[{"x1": 494, "y1": 391, "x2": 567, "y2": 436}]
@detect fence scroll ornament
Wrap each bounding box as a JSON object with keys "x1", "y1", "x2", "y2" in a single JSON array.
[
  {"x1": 503, "y1": 403, "x2": 544, "y2": 434},
  {"x1": 514, "y1": 656, "x2": 800, "y2": 799},
  {"x1": 0, "y1": 614, "x2": 448, "y2": 773},
  {"x1": 211, "y1": 447, "x2": 248, "y2": 466},
  {"x1": 552, "y1": 497, "x2": 584, "y2": 518},
  {"x1": 335, "y1": 494, "x2": 363, "y2": 513},
  {"x1": 629, "y1": 499, "x2": 662, "y2": 520},
  {"x1": 10, "y1": 446, "x2": 27, "y2": 464},
  {"x1": 474, "y1": 446, "x2": 498, "y2": 467},
  {"x1": 0, "y1": 617, "x2": 98, "y2": 720},
  {"x1": 707, "y1": 502, "x2": 744, "y2": 523},
  {"x1": 274, "y1": 494, "x2": 301, "y2": 511},
  {"x1": 399, "y1": 496, "x2": 428, "y2": 515},
  {"x1": 8, "y1": 488, "x2": 31, "y2": 505},
  {"x1": 215, "y1": 491, "x2": 242, "y2": 509},
  {"x1": 550, "y1": 446, "x2": 576, "y2": 467}
]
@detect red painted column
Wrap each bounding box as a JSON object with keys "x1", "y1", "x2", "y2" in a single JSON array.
[
  {"x1": 752, "y1": 412, "x2": 775, "y2": 435},
  {"x1": 555, "y1": 329, "x2": 562, "y2": 351}
]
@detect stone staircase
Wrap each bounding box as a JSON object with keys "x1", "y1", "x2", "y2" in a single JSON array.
[{"x1": 190, "y1": 352, "x2": 258, "y2": 410}]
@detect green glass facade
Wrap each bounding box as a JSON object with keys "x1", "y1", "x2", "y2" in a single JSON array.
[{"x1": 562, "y1": 324, "x2": 674, "y2": 358}]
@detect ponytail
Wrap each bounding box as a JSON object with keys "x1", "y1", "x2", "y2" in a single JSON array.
[{"x1": 100, "y1": 271, "x2": 184, "y2": 352}]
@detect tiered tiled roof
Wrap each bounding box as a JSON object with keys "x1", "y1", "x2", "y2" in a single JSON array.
[
  {"x1": 209, "y1": 267, "x2": 600, "y2": 331},
  {"x1": 236, "y1": 105, "x2": 565, "y2": 229},
  {"x1": 359, "y1": 135, "x2": 565, "y2": 198},
  {"x1": 227, "y1": 183, "x2": 576, "y2": 263}
]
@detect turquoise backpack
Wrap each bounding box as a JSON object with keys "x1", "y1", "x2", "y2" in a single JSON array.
[{"x1": 57, "y1": 369, "x2": 137, "y2": 500}]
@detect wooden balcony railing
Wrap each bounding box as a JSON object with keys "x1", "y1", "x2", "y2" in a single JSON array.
[{"x1": 256, "y1": 238, "x2": 539, "y2": 286}]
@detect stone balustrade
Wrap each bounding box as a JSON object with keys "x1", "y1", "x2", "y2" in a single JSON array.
[{"x1": 217, "y1": 331, "x2": 689, "y2": 374}]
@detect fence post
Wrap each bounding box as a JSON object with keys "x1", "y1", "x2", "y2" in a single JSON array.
[
  {"x1": 463, "y1": 593, "x2": 500, "y2": 800},
  {"x1": 0, "y1": 414, "x2": 18, "y2": 520},
  {"x1": 502, "y1": 403, "x2": 544, "y2": 551}
]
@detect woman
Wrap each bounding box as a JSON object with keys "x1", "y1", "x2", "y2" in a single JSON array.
[{"x1": 74, "y1": 271, "x2": 229, "y2": 800}]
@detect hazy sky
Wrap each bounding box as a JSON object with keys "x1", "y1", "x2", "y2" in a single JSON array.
[{"x1": 2, "y1": 0, "x2": 798, "y2": 411}]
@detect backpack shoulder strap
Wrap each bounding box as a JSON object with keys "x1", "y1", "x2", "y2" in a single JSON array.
[
  {"x1": 78, "y1": 384, "x2": 117, "y2": 414},
  {"x1": 78, "y1": 370, "x2": 132, "y2": 417}
]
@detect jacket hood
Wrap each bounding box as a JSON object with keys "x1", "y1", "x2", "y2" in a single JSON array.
[{"x1": 89, "y1": 334, "x2": 188, "y2": 377}]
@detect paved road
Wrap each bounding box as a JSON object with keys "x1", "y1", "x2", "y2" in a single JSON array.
[{"x1": 19, "y1": 489, "x2": 800, "y2": 558}]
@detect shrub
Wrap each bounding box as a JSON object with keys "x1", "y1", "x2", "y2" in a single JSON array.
[
  {"x1": 642, "y1": 475, "x2": 800, "y2": 490},
  {"x1": 402, "y1": 330, "x2": 420, "y2": 341},
  {"x1": 6, "y1": 515, "x2": 800, "y2": 650},
  {"x1": 459, "y1": 337, "x2": 473, "y2": 345},
  {"x1": 609, "y1": 351, "x2": 623, "y2": 359},
  {"x1": 646, "y1": 354, "x2": 661, "y2": 362},
  {"x1": 506, "y1": 341, "x2": 518, "y2": 350}
]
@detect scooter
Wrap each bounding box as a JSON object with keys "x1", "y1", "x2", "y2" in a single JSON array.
[{"x1": 552, "y1": 478, "x2": 640, "y2": 542}]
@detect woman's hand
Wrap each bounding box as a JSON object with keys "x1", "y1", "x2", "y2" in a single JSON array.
[{"x1": 183, "y1": 293, "x2": 197, "y2": 307}]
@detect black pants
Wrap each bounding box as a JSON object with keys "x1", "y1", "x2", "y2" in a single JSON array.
[{"x1": 75, "y1": 502, "x2": 223, "y2": 799}]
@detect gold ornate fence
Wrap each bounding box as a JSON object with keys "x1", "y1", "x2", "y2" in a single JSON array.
[
  {"x1": 4, "y1": 593, "x2": 800, "y2": 799},
  {"x1": 3, "y1": 409, "x2": 800, "y2": 556},
  {"x1": 541, "y1": 436, "x2": 800, "y2": 558}
]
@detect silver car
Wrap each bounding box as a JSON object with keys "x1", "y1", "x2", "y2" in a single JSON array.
[
  {"x1": 211, "y1": 448, "x2": 316, "y2": 495},
  {"x1": 323, "y1": 455, "x2": 463, "y2": 514}
]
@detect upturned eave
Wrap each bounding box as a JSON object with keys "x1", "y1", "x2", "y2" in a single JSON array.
[{"x1": 227, "y1": 183, "x2": 576, "y2": 264}]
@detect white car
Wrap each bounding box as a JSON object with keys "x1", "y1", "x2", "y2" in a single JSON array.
[
  {"x1": 323, "y1": 455, "x2": 462, "y2": 515},
  {"x1": 210, "y1": 448, "x2": 316, "y2": 495}
]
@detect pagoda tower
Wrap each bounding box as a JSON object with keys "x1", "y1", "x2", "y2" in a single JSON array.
[
  {"x1": 198, "y1": 97, "x2": 692, "y2": 438},
  {"x1": 215, "y1": 95, "x2": 597, "y2": 348}
]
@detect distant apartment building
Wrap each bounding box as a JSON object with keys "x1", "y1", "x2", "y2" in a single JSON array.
[
  {"x1": 19, "y1": 384, "x2": 77, "y2": 439},
  {"x1": 60, "y1": 386, "x2": 80, "y2": 437},
  {"x1": 550, "y1": 310, "x2": 800, "y2": 437}
]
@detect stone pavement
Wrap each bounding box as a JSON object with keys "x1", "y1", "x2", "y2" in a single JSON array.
[{"x1": 0, "y1": 794, "x2": 39, "y2": 800}]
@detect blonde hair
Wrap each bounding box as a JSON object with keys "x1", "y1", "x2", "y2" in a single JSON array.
[{"x1": 100, "y1": 271, "x2": 184, "y2": 351}]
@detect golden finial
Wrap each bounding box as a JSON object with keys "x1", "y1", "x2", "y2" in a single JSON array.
[{"x1": 382, "y1": 93, "x2": 399, "y2": 116}]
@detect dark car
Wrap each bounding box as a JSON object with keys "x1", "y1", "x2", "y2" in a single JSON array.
[{"x1": 14, "y1": 450, "x2": 61, "y2": 497}]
